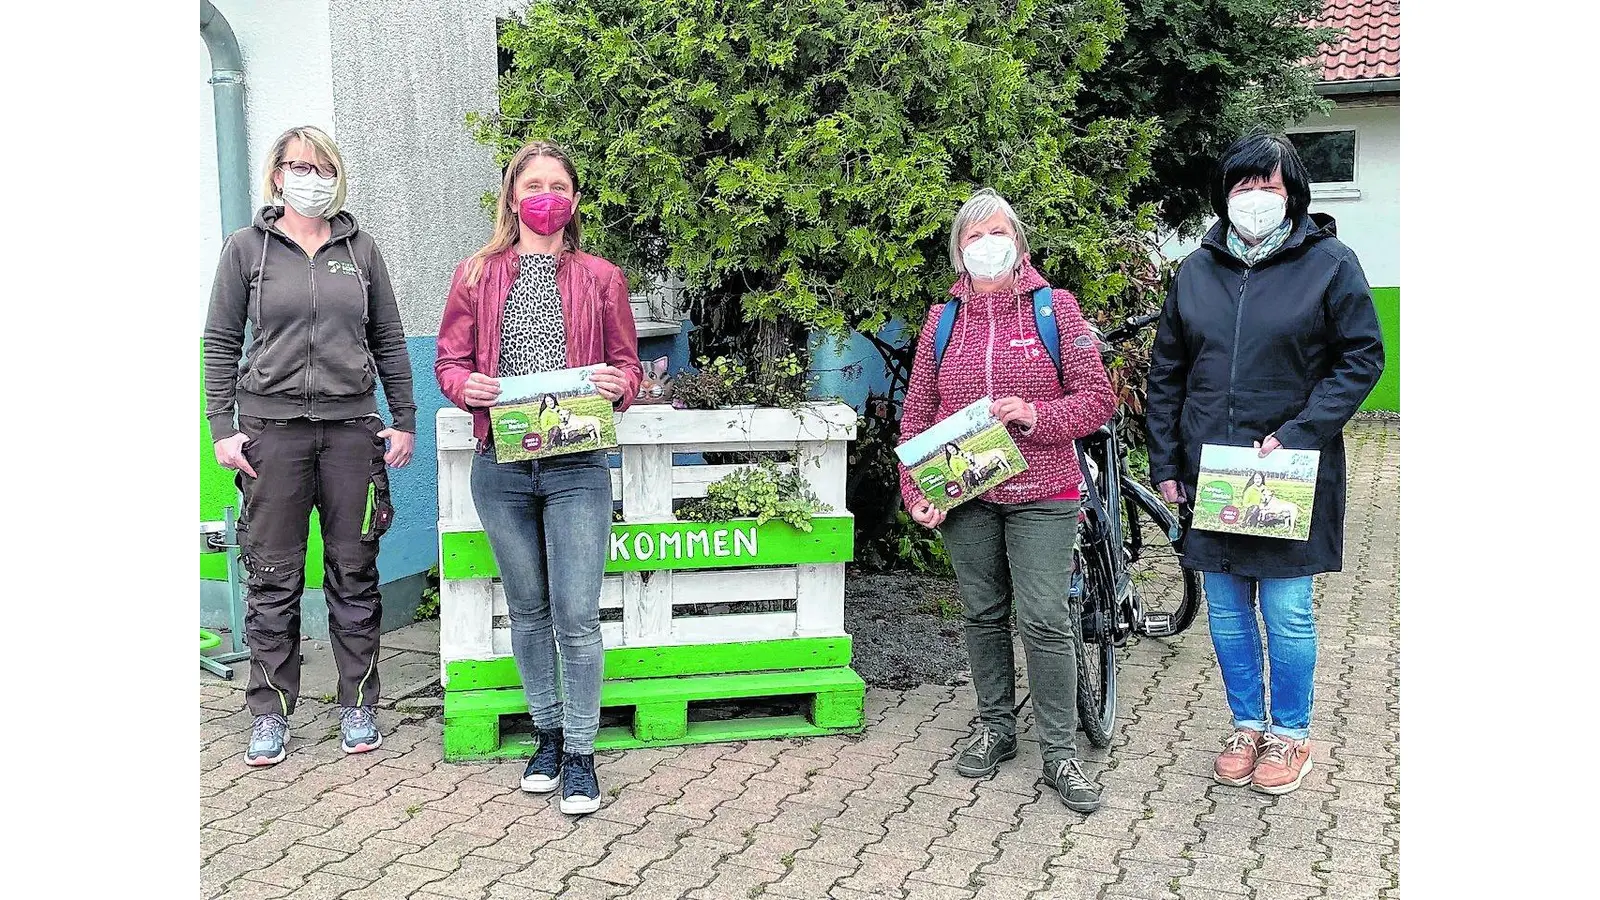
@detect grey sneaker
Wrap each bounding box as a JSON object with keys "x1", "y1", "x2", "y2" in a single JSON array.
[
  {"x1": 339, "y1": 706, "x2": 382, "y2": 754},
  {"x1": 955, "y1": 726, "x2": 1018, "y2": 777},
  {"x1": 245, "y1": 714, "x2": 289, "y2": 766},
  {"x1": 1044, "y1": 759, "x2": 1102, "y2": 813}
]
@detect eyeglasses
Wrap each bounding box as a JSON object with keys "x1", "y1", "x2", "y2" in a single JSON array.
[{"x1": 280, "y1": 160, "x2": 338, "y2": 179}]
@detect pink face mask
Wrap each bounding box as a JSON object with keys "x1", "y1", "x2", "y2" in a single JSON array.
[{"x1": 519, "y1": 193, "x2": 574, "y2": 236}]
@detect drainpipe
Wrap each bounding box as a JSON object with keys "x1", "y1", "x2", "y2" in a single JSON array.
[{"x1": 201, "y1": 1, "x2": 251, "y2": 235}]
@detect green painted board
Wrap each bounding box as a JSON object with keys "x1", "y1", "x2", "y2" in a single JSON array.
[
  {"x1": 440, "y1": 515, "x2": 854, "y2": 580},
  {"x1": 475, "y1": 715, "x2": 857, "y2": 757},
  {"x1": 1361, "y1": 286, "x2": 1399, "y2": 413},
  {"x1": 445, "y1": 667, "x2": 866, "y2": 720},
  {"x1": 445, "y1": 636, "x2": 854, "y2": 691}
]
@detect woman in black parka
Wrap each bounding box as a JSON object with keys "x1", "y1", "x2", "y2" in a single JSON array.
[{"x1": 1146, "y1": 130, "x2": 1384, "y2": 797}]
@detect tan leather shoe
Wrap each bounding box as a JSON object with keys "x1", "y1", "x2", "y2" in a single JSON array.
[
  {"x1": 1251, "y1": 734, "x2": 1313, "y2": 795},
  {"x1": 1214, "y1": 729, "x2": 1263, "y2": 786}
]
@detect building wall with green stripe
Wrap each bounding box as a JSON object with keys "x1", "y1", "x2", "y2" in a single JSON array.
[{"x1": 1363, "y1": 287, "x2": 1399, "y2": 412}]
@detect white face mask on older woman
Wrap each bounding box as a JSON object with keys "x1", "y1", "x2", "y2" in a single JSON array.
[
  {"x1": 961, "y1": 234, "x2": 1019, "y2": 281},
  {"x1": 1227, "y1": 189, "x2": 1287, "y2": 242}
]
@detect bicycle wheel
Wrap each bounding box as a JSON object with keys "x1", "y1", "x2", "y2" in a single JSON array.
[
  {"x1": 1120, "y1": 478, "x2": 1202, "y2": 637},
  {"x1": 1073, "y1": 536, "x2": 1118, "y2": 749}
]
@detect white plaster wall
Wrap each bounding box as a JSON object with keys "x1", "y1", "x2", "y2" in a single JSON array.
[
  {"x1": 1157, "y1": 98, "x2": 1401, "y2": 288},
  {"x1": 199, "y1": 0, "x2": 336, "y2": 331}
]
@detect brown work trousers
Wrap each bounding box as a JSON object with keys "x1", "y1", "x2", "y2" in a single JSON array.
[{"x1": 235, "y1": 415, "x2": 394, "y2": 716}]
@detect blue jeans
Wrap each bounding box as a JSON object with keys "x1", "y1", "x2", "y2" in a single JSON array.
[
  {"x1": 471, "y1": 448, "x2": 612, "y2": 754},
  {"x1": 1201, "y1": 572, "x2": 1317, "y2": 740}
]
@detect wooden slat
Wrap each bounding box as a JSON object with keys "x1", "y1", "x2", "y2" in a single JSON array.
[
  {"x1": 489, "y1": 611, "x2": 814, "y2": 653},
  {"x1": 438, "y1": 450, "x2": 480, "y2": 531},
  {"x1": 441, "y1": 403, "x2": 856, "y2": 446},
  {"x1": 446, "y1": 666, "x2": 863, "y2": 718},
  {"x1": 797, "y1": 441, "x2": 848, "y2": 511},
  {"x1": 670, "y1": 611, "x2": 797, "y2": 644},
  {"x1": 622, "y1": 444, "x2": 675, "y2": 642},
  {"x1": 491, "y1": 577, "x2": 624, "y2": 617},
  {"x1": 437, "y1": 411, "x2": 476, "y2": 451},
  {"x1": 667, "y1": 568, "x2": 797, "y2": 605},
  {"x1": 604, "y1": 463, "x2": 802, "y2": 502},
  {"x1": 794, "y1": 563, "x2": 846, "y2": 636},
  {"x1": 616, "y1": 404, "x2": 857, "y2": 444},
  {"x1": 443, "y1": 636, "x2": 854, "y2": 689},
  {"x1": 439, "y1": 578, "x2": 493, "y2": 685}
]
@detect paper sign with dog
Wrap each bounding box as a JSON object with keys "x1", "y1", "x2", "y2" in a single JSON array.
[
  {"x1": 1192, "y1": 444, "x2": 1320, "y2": 542},
  {"x1": 489, "y1": 366, "x2": 619, "y2": 462},
  {"x1": 895, "y1": 397, "x2": 1028, "y2": 512}
]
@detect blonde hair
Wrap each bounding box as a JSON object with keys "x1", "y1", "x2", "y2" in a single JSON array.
[
  {"x1": 260, "y1": 125, "x2": 348, "y2": 217},
  {"x1": 465, "y1": 141, "x2": 583, "y2": 286},
  {"x1": 949, "y1": 188, "x2": 1029, "y2": 275}
]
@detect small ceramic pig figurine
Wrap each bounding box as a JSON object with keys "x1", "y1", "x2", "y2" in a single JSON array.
[{"x1": 635, "y1": 356, "x2": 672, "y2": 404}]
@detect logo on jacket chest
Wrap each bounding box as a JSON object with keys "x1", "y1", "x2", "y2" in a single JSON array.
[
  {"x1": 325, "y1": 259, "x2": 360, "y2": 279},
  {"x1": 1007, "y1": 336, "x2": 1045, "y2": 363}
]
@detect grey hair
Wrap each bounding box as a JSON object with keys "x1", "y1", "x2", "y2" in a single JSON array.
[{"x1": 948, "y1": 188, "x2": 1029, "y2": 274}]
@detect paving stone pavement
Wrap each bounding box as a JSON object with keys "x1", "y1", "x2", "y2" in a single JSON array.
[{"x1": 200, "y1": 420, "x2": 1399, "y2": 900}]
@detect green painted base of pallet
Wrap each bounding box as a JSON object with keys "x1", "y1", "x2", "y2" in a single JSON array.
[
  {"x1": 445, "y1": 636, "x2": 854, "y2": 691},
  {"x1": 442, "y1": 666, "x2": 865, "y2": 761},
  {"x1": 476, "y1": 715, "x2": 849, "y2": 757}
]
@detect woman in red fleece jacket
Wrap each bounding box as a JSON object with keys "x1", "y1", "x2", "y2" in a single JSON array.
[
  {"x1": 899, "y1": 188, "x2": 1116, "y2": 813},
  {"x1": 434, "y1": 141, "x2": 640, "y2": 817}
]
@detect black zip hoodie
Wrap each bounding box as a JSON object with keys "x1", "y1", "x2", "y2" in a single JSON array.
[{"x1": 204, "y1": 206, "x2": 416, "y2": 442}]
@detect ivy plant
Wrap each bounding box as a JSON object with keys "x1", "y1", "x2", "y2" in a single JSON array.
[{"x1": 678, "y1": 459, "x2": 831, "y2": 531}]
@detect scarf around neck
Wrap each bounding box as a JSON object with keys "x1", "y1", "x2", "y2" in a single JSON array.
[{"x1": 1226, "y1": 217, "x2": 1294, "y2": 267}]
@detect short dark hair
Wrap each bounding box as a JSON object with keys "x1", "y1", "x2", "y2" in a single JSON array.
[{"x1": 1212, "y1": 129, "x2": 1312, "y2": 223}]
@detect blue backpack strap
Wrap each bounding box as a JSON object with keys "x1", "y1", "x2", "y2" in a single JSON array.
[
  {"x1": 937, "y1": 288, "x2": 1061, "y2": 380},
  {"x1": 932, "y1": 297, "x2": 962, "y2": 373},
  {"x1": 1031, "y1": 286, "x2": 1063, "y2": 382}
]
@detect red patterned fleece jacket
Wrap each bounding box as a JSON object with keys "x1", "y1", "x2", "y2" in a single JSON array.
[{"x1": 897, "y1": 262, "x2": 1117, "y2": 508}]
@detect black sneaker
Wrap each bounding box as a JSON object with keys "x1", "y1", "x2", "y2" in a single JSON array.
[
  {"x1": 1044, "y1": 758, "x2": 1103, "y2": 813},
  {"x1": 955, "y1": 726, "x2": 1018, "y2": 777},
  {"x1": 520, "y1": 728, "x2": 563, "y2": 793},
  {"x1": 560, "y1": 751, "x2": 602, "y2": 815}
]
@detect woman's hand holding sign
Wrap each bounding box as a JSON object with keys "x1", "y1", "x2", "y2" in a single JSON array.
[
  {"x1": 588, "y1": 365, "x2": 628, "y2": 403},
  {"x1": 463, "y1": 373, "x2": 501, "y2": 407}
]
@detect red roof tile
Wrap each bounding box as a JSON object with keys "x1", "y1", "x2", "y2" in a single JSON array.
[{"x1": 1314, "y1": 0, "x2": 1400, "y2": 82}]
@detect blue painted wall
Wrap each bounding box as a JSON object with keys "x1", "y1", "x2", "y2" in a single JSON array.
[
  {"x1": 369, "y1": 335, "x2": 452, "y2": 581},
  {"x1": 809, "y1": 321, "x2": 902, "y2": 409}
]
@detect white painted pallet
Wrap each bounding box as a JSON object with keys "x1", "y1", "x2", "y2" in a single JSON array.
[{"x1": 437, "y1": 403, "x2": 857, "y2": 684}]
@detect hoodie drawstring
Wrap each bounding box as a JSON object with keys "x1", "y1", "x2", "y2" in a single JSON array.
[
  {"x1": 252, "y1": 229, "x2": 270, "y2": 322},
  {"x1": 344, "y1": 237, "x2": 367, "y2": 303}
]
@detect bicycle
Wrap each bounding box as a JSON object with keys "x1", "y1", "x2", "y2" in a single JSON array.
[{"x1": 1066, "y1": 312, "x2": 1203, "y2": 748}]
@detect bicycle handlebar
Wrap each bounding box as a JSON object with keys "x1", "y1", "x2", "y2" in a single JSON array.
[{"x1": 1096, "y1": 312, "x2": 1161, "y2": 347}]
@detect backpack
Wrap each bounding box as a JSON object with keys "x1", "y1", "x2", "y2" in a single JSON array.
[{"x1": 932, "y1": 286, "x2": 1062, "y2": 381}]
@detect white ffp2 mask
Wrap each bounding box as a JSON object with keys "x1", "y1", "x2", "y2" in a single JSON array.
[
  {"x1": 1227, "y1": 190, "x2": 1287, "y2": 242},
  {"x1": 961, "y1": 234, "x2": 1019, "y2": 280}
]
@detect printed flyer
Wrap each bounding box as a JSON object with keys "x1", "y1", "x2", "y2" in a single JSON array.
[
  {"x1": 1191, "y1": 443, "x2": 1320, "y2": 541},
  {"x1": 895, "y1": 397, "x2": 1028, "y2": 512},
  {"x1": 489, "y1": 366, "x2": 618, "y2": 462}
]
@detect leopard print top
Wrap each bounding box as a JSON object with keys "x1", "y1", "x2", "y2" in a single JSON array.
[{"x1": 498, "y1": 253, "x2": 567, "y2": 377}]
